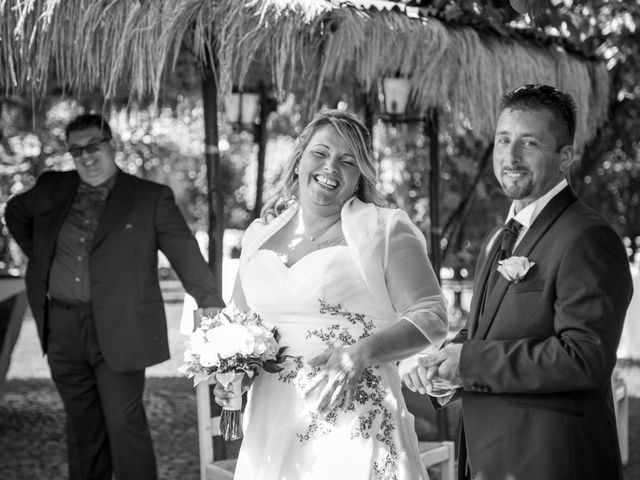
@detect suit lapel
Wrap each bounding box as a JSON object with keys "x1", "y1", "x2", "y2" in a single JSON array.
[
  {"x1": 39, "y1": 173, "x2": 79, "y2": 254},
  {"x1": 468, "y1": 226, "x2": 502, "y2": 337},
  {"x1": 91, "y1": 171, "x2": 133, "y2": 249},
  {"x1": 511, "y1": 187, "x2": 577, "y2": 259},
  {"x1": 473, "y1": 187, "x2": 577, "y2": 339}
]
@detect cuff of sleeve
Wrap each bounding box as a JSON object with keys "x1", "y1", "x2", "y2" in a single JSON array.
[{"x1": 435, "y1": 391, "x2": 457, "y2": 406}]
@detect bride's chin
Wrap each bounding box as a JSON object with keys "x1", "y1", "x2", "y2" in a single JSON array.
[{"x1": 304, "y1": 191, "x2": 341, "y2": 208}]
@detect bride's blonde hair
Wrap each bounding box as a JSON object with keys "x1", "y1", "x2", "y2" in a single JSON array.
[{"x1": 261, "y1": 109, "x2": 383, "y2": 222}]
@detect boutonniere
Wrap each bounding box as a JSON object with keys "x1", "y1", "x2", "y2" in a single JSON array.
[{"x1": 497, "y1": 256, "x2": 535, "y2": 283}]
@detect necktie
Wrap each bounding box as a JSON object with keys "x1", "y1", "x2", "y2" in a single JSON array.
[
  {"x1": 480, "y1": 218, "x2": 523, "y2": 314},
  {"x1": 499, "y1": 218, "x2": 523, "y2": 260},
  {"x1": 77, "y1": 182, "x2": 110, "y2": 202}
]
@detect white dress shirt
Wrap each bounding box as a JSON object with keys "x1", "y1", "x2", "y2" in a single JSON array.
[{"x1": 506, "y1": 178, "x2": 569, "y2": 249}]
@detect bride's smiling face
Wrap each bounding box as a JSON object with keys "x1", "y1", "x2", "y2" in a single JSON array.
[{"x1": 297, "y1": 125, "x2": 361, "y2": 214}]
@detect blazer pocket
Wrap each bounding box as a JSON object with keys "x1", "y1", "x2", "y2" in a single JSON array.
[
  {"x1": 510, "y1": 400, "x2": 584, "y2": 417},
  {"x1": 507, "y1": 278, "x2": 545, "y2": 294}
]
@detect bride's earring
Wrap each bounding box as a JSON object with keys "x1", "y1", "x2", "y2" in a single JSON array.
[{"x1": 294, "y1": 165, "x2": 299, "y2": 175}]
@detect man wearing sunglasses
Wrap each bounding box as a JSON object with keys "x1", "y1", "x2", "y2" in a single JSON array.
[{"x1": 4, "y1": 113, "x2": 225, "y2": 480}]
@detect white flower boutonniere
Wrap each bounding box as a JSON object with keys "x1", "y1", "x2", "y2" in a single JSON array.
[{"x1": 497, "y1": 256, "x2": 535, "y2": 283}]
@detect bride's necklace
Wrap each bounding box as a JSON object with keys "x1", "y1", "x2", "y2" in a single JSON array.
[{"x1": 299, "y1": 210, "x2": 341, "y2": 243}]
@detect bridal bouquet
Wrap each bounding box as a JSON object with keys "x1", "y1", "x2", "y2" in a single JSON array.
[{"x1": 179, "y1": 306, "x2": 287, "y2": 440}]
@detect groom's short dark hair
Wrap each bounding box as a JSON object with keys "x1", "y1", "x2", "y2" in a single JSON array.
[{"x1": 500, "y1": 84, "x2": 577, "y2": 149}]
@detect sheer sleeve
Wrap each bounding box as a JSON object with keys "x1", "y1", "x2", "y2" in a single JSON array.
[
  {"x1": 231, "y1": 218, "x2": 264, "y2": 311},
  {"x1": 384, "y1": 210, "x2": 448, "y2": 349}
]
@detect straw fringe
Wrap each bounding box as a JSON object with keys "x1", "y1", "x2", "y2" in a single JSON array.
[{"x1": 1, "y1": 0, "x2": 609, "y2": 148}]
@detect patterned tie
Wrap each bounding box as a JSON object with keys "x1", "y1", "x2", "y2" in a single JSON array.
[
  {"x1": 480, "y1": 218, "x2": 523, "y2": 314},
  {"x1": 499, "y1": 218, "x2": 523, "y2": 260}
]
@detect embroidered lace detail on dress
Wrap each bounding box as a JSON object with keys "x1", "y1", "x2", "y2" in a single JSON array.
[{"x1": 277, "y1": 299, "x2": 399, "y2": 479}]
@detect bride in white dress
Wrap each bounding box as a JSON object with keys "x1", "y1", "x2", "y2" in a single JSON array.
[{"x1": 215, "y1": 110, "x2": 448, "y2": 480}]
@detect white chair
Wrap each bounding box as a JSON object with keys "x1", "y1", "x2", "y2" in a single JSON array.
[
  {"x1": 197, "y1": 376, "x2": 457, "y2": 479},
  {"x1": 419, "y1": 441, "x2": 456, "y2": 480},
  {"x1": 196, "y1": 377, "x2": 237, "y2": 480}
]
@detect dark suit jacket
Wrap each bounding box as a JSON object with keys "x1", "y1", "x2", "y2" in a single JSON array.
[
  {"x1": 5, "y1": 169, "x2": 224, "y2": 371},
  {"x1": 452, "y1": 187, "x2": 633, "y2": 480}
]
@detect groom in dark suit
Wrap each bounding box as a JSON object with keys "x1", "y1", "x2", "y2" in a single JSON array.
[
  {"x1": 5, "y1": 114, "x2": 225, "y2": 480},
  {"x1": 404, "y1": 84, "x2": 633, "y2": 479}
]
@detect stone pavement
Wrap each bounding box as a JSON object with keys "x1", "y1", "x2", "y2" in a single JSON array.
[{"x1": 0, "y1": 377, "x2": 201, "y2": 480}]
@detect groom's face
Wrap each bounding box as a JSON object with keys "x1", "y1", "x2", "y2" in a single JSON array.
[{"x1": 493, "y1": 107, "x2": 572, "y2": 210}]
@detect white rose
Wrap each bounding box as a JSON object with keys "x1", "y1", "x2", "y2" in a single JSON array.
[
  {"x1": 198, "y1": 347, "x2": 220, "y2": 368},
  {"x1": 246, "y1": 324, "x2": 271, "y2": 356},
  {"x1": 497, "y1": 256, "x2": 535, "y2": 283},
  {"x1": 207, "y1": 324, "x2": 255, "y2": 358}
]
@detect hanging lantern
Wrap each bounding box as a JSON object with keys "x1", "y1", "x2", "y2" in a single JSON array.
[
  {"x1": 224, "y1": 90, "x2": 261, "y2": 127},
  {"x1": 380, "y1": 77, "x2": 411, "y2": 118}
]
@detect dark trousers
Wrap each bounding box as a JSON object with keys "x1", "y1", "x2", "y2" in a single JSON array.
[{"x1": 46, "y1": 299, "x2": 157, "y2": 480}]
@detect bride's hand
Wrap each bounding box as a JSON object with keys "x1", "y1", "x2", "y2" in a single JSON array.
[
  {"x1": 213, "y1": 381, "x2": 235, "y2": 408},
  {"x1": 212, "y1": 374, "x2": 253, "y2": 408},
  {"x1": 305, "y1": 346, "x2": 365, "y2": 414}
]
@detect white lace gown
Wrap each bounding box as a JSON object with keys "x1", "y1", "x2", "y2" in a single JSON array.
[{"x1": 234, "y1": 244, "x2": 430, "y2": 480}]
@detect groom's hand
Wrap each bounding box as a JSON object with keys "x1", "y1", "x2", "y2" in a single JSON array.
[
  {"x1": 403, "y1": 363, "x2": 435, "y2": 394},
  {"x1": 419, "y1": 343, "x2": 463, "y2": 389}
]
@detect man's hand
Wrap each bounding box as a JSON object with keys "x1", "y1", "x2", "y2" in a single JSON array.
[
  {"x1": 419, "y1": 343, "x2": 463, "y2": 389},
  {"x1": 193, "y1": 307, "x2": 223, "y2": 330},
  {"x1": 403, "y1": 343, "x2": 463, "y2": 395}
]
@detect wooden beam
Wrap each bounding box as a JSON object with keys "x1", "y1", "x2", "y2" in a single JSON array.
[
  {"x1": 426, "y1": 109, "x2": 451, "y2": 441},
  {"x1": 200, "y1": 51, "x2": 226, "y2": 460}
]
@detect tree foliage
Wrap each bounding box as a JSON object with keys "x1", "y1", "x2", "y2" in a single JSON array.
[
  {"x1": 403, "y1": 0, "x2": 640, "y2": 261},
  {"x1": 2, "y1": 0, "x2": 639, "y2": 280},
  {"x1": 543, "y1": 0, "x2": 640, "y2": 260}
]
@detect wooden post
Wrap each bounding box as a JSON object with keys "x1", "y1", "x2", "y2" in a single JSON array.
[
  {"x1": 201, "y1": 60, "x2": 224, "y2": 293},
  {"x1": 427, "y1": 110, "x2": 441, "y2": 282},
  {"x1": 200, "y1": 55, "x2": 226, "y2": 460},
  {"x1": 426, "y1": 109, "x2": 451, "y2": 441},
  {"x1": 362, "y1": 89, "x2": 375, "y2": 135},
  {"x1": 253, "y1": 85, "x2": 269, "y2": 219}
]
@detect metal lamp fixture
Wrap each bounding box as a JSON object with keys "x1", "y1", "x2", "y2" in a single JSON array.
[
  {"x1": 380, "y1": 77, "x2": 411, "y2": 118},
  {"x1": 224, "y1": 90, "x2": 261, "y2": 126}
]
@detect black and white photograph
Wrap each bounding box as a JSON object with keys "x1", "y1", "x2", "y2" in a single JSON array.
[{"x1": 1, "y1": 1, "x2": 639, "y2": 479}]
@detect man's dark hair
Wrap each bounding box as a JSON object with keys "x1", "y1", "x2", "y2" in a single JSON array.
[
  {"x1": 500, "y1": 84, "x2": 577, "y2": 149},
  {"x1": 65, "y1": 114, "x2": 113, "y2": 141}
]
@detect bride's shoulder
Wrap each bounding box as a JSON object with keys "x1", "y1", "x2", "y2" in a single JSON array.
[
  {"x1": 345, "y1": 199, "x2": 414, "y2": 235},
  {"x1": 371, "y1": 205, "x2": 424, "y2": 245},
  {"x1": 241, "y1": 218, "x2": 268, "y2": 246},
  {"x1": 371, "y1": 204, "x2": 413, "y2": 228}
]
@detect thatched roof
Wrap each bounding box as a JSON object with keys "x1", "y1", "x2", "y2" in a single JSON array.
[{"x1": 1, "y1": 0, "x2": 609, "y2": 148}]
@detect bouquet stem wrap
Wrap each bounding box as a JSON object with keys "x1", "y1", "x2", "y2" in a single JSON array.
[{"x1": 218, "y1": 372, "x2": 244, "y2": 441}]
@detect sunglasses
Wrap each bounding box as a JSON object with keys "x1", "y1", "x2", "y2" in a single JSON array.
[
  {"x1": 510, "y1": 84, "x2": 564, "y2": 98},
  {"x1": 68, "y1": 138, "x2": 110, "y2": 158}
]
